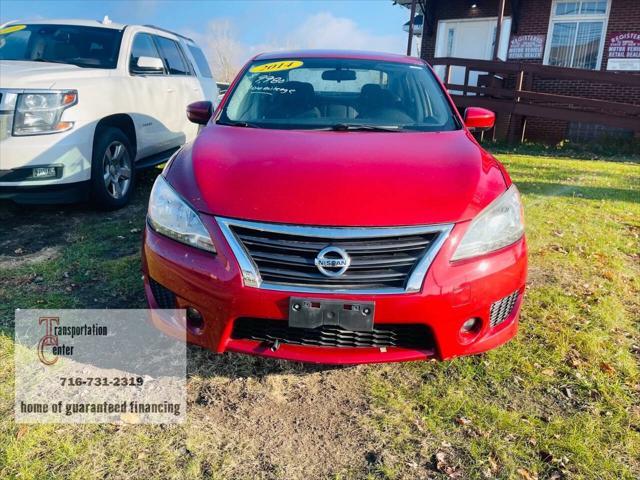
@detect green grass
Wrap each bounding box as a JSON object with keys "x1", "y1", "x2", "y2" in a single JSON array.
[
  {"x1": 0, "y1": 154, "x2": 638, "y2": 479},
  {"x1": 366, "y1": 155, "x2": 640, "y2": 479},
  {"x1": 483, "y1": 136, "x2": 640, "y2": 160}
]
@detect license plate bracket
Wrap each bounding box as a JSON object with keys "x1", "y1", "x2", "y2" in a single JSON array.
[{"x1": 288, "y1": 297, "x2": 375, "y2": 331}]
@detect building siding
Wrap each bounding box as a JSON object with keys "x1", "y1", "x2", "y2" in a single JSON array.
[{"x1": 419, "y1": 0, "x2": 640, "y2": 143}]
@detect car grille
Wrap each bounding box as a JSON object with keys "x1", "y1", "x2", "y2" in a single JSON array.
[
  {"x1": 218, "y1": 218, "x2": 452, "y2": 293},
  {"x1": 149, "y1": 278, "x2": 176, "y2": 308},
  {"x1": 490, "y1": 291, "x2": 520, "y2": 327},
  {"x1": 232, "y1": 317, "x2": 434, "y2": 350},
  {"x1": 0, "y1": 89, "x2": 14, "y2": 141}
]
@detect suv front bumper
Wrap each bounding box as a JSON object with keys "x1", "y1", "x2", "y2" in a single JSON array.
[{"x1": 141, "y1": 217, "x2": 527, "y2": 364}]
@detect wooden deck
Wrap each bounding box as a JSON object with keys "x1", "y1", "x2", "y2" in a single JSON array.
[{"x1": 431, "y1": 57, "x2": 640, "y2": 142}]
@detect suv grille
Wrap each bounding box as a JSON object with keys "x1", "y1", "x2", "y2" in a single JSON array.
[
  {"x1": 490, "y1": 291, "x2": 519, "y2": 327},
  {"x1": 218, "y1": 218, "x2": 452, "y2": 293},
  {"x1": 232, "y1": 318, "x2": 434, "y2": 350}
]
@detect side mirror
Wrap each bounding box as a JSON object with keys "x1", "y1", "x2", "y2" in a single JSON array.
[
  {"x1": 187, "y1": 101, "x2": 213, "y2": 125},
  {"x1": 134, "y1": 56, "x2": 164, "y2": 73},
  {"x1": 464, "y1": 107, "x2": 495, "y2": 131}
]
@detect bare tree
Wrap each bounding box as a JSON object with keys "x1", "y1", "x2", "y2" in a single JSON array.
[{"x1": 201, "y1": 19, "x2": 243, "y2": 83}]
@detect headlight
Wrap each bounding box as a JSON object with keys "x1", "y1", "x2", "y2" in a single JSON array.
[
  {"x1": 147, "y1": 175, "x2": 216, "y2": 253},
  {"x1": 13, "y1": 90, "x2": 77, "y2": 136},
  {"x1": 451, "y1": 185, "x2": 524, "y2": 261}
]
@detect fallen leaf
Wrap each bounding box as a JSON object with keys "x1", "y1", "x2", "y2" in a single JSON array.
[
  {"x1": 517, "y1": 468, "x2": 538, "y2": 480},
  {"x1": 16, "y1": 425, "x2": 28, "y2": 439},
  {"x1": 599, "y1": 362, "x2": 615, "y2": 374},
  {"x1": 434, "y1": 451, "x2": 461, "y2": 477},
  {"x1": 488, "y1": 455, "x2": 499, "y2": 472},
  {"x1": 455, "y1": 416, "x2": 472, "y2": 425}
]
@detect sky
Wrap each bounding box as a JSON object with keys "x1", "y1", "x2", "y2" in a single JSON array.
[{"x1": 0, "y1": 1, "x2": 412, "y2": 79}]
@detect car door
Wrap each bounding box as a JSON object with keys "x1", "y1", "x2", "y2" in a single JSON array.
[
  {"x1": 127, "y1": 32, "x2": 175, "y2": 157},
  {"x1": 184, "y1": 42, "x2": 217, "y2": 102},
  {"x1": 153, "y1": 35, "x2": 197, "y2": 145}
]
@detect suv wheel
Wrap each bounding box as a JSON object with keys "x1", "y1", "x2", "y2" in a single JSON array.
[{"x1": 91, "y1": 127, "x2": 135, "y2": 209}]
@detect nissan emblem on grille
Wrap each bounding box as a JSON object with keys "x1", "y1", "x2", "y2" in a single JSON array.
[{"x1": 314, "y1": 246, "x2": 351, "y2": 277}]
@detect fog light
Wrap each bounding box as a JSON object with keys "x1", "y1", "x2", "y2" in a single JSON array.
[
  {"x1": 31, "y1": 167, "x2": 57, "y2": 179},
  {"x1": 186, "y1": 307, "x2": 204, "y2": 332},
  {"x1": 461, "y1": 317, "x2": 482, "y2": 334}
]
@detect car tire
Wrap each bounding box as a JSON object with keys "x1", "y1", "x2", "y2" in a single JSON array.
[{"x1": 90, "y1": 127, "x2": 135, "y2": 210}]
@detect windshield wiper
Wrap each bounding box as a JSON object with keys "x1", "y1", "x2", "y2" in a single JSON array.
[
  {"x1": 216, "y1": 120, "x2": 261, "y2": 128},
  {"x1": 329, "y1": 123, "x2": 402, "y2": 132}
]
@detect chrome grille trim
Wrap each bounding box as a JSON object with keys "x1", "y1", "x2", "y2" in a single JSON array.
[
  {"x1": 0, "y1": 89, "x2": 17, "y2": 141},
  {"x1": 216, "y1": 216, "x2": 453, "y2": 294}
]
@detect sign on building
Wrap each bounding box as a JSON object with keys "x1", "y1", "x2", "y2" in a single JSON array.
[
  {"x1": 508, "y1": 35, "x2": 545, "y2": 60},
  {"x1": 607, "y1": 32, "x2": 640, "y2": 71}
]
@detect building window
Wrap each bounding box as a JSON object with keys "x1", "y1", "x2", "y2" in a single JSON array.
[{"x1": 545, "y1": 0, "x2": 610, "y2": 70}]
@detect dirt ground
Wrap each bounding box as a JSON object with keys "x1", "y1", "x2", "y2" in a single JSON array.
[
  {"x1": 0, "y1": 171, "x2": 392, "y2": 479},
  {"x1": 1, "y1": 154, "x2": 639, "y2": 479}
]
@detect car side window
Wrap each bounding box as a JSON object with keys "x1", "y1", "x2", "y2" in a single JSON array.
[
  {"x1": 154, "y1": 36, "x2": 190, "y2": 75},
  {"x1": 129, "y1": 33, "x2": 164, "y2": 74},
  {"x1": 187, "y1": 44, "x2": 213, "y2": 78}
]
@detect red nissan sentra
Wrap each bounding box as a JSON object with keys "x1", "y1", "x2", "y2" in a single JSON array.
[{"x1": 142, "y1": 50, "x2": 527, "y2": 364}]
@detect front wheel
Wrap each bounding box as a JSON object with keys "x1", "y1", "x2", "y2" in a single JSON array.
[{"x1": 90, "y1": 127, "x2": 135, "y2": 209}]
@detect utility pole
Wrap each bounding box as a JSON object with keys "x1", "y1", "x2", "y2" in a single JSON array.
[
  {"x1": 406, "y1": 0, "x2": 417, "y2": 56},
  {"x1": 493, "y1": 0, "x2": 506, "y2": 60}
]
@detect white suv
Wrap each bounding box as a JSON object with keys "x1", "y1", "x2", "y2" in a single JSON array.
[{"x1": 0, "y1": 19, "x2": 217, "y2": 208}]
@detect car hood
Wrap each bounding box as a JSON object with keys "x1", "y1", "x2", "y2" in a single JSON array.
[
  {"x1": 170, "y1": 125, "x2": 508, "y2": 227},
  {"x1": 0, "y1": 60, "x2": 107, "y2": 89}
]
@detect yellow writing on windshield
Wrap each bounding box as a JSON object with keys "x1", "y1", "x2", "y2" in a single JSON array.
[
  {"x1": 0, "y1": 25, "x2": 27, "y2": 35},
  {"x1": 250, "y1": 60, "x2": 304, "y2": 73}
]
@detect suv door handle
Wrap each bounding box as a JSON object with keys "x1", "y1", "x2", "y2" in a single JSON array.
[{"x1": 167, "y1": 88, "x2": 175, "y2": 93}]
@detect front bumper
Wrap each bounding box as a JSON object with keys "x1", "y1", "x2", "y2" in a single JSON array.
[
  {"x1": 0, "y1": 180, "x2": 90, "y2": 204},
  {"x1": 0, "y1": 124, "x2": 93, "y2": 188},
  {"x1": 141, "y1": 216, "x2": 527, "y2": 364}
]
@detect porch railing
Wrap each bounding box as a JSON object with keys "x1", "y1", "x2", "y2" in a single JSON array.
[{"x1": 430, "y1": 57, "x2": 640, "y2": 142}]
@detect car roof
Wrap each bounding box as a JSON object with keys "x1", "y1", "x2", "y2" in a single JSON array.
[
  {"x1": 253, "y1": 49, "x2": 424, "y2": 65},
  {"x1": 3, "y1": 18, "x2": 127, "y2": 30},
  {"x1": 1, "y1": 19, "x2": 197, "y2": 43}
]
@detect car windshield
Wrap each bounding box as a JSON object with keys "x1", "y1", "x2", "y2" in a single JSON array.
[
  {"x1": 219, "y1": 57, "x2": 460, "y2": 131},
  {"x1": 0, "y1": 24, "x2": 123, "y2": 69}
]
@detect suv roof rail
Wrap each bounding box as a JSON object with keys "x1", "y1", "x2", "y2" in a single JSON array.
[{"x1": 143, "y1": 24, "x2": 193, "y2": 43}]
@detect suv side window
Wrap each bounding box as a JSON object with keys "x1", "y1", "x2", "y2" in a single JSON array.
[
  {"x1": 187, "y1": 44, "x2": 213, "y2": 78},
  {"x1": 129, "y1": 33, "x2": 164, "y2": 74},
  {"x1": 154, "y1": 36, "x2": 190, "y2": 75}
]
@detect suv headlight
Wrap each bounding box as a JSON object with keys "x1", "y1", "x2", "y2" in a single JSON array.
[
  {"x1": 13, "y1": 90, "x2": 77, "y2": 136},
  {"x1": 147, "y1": 175, "x2": 216, "y2": 253},
  {"x1": 452, "y1": 185, "x2": 524, "y2": 261}
]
